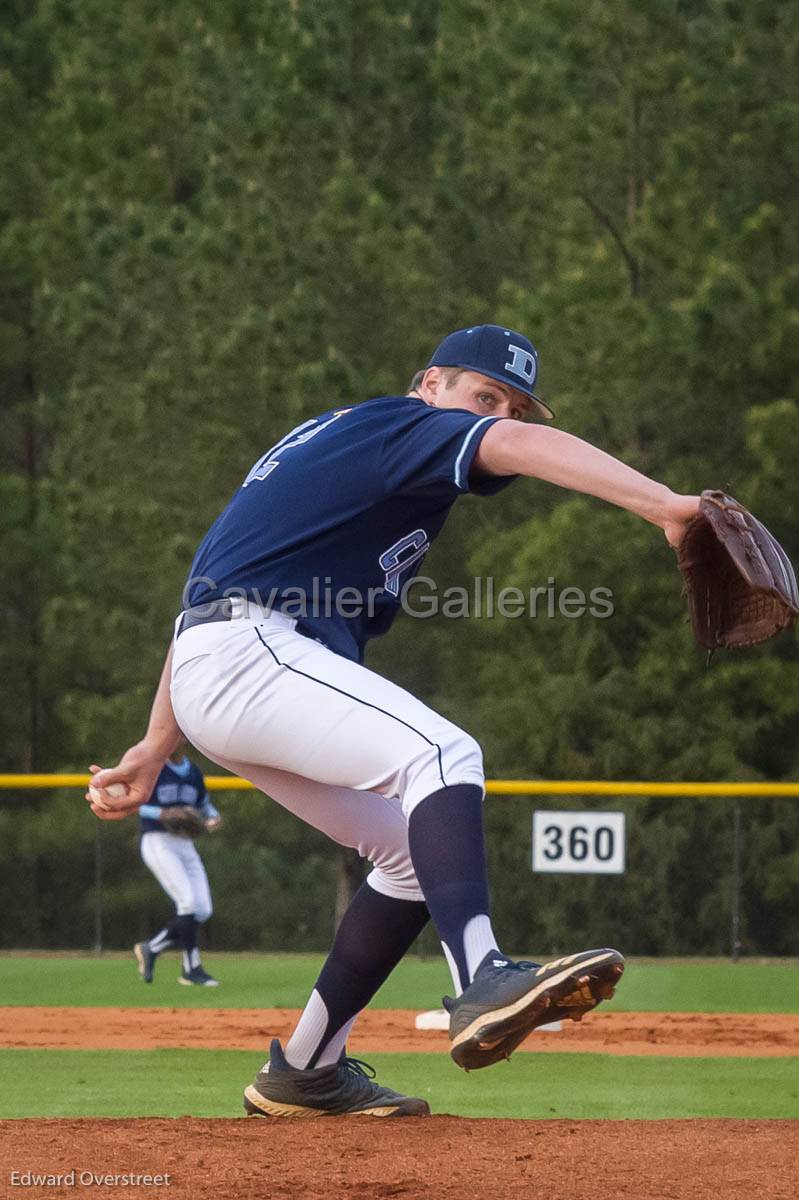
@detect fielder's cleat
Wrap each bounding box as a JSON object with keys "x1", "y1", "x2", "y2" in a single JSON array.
[
  {"x1": 133, "y1": 942, "x2": 157, "y2": 984},
  {"x1": 178, "y1": 966, "x2": 219, "y2": 987},
  {"x1": 447, "y1": 947, "x2": 625, "y2": 1070},
  {"x1": 243, "y1": 1038, "x2": 430, "y2": 1119}
]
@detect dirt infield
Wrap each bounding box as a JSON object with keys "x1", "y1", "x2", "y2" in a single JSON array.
[
  {"x1": 2, "y1": 1005, "x2": 798, "y2": 1056},
  {"x1": 3, "y1": 1008, "x2": 797, "y2": 1198},
  {"x1": 0, "y1": 1116, "x2": 795, "y2": 1199}
]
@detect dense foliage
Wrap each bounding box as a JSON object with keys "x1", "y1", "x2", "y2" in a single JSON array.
[{"x1": 2, "y1": 0, "x2": 798, "y2": 953}]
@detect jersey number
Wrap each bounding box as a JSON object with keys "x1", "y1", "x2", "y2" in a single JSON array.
[{"x1": 242, "y1": 410, "x2": 351, "y2": 487}]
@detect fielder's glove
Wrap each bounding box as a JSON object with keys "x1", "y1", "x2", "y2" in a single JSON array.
[
  {"x1": 160, "y1": 806, "x2": 207, "y2": 839},
  {"x1": 677, "y1": 490, "x2": 799, "y2": 649}
]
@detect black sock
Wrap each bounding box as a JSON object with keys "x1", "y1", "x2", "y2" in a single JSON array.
[
  {"x1": 149, "y1": 914, "x2": 192, "y2": 954},
  {"x1": 174, "y1": 914, "x2": 199, "y2": 971},
  {"x1": 407, "y1": 783, "x2": 496, "y2": 992},
  {"x1": 148, "y1": 925, "x2": 175, "y2": 954},
  {"x1": 286, "y1": 882, "x2": 429, "y2": 1069}
]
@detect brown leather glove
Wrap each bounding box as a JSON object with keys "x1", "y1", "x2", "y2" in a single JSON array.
[
  {"x1": 160, "y1": 806, "x2": 207, "y2": 839},
  {"x1": 677, "y1": 490, "x2": 799, "y2": 649}
]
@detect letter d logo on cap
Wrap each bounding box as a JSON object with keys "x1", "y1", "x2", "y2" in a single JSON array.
[{"x1": 505, "y1": 343, "x2": 537, "y2": 387}]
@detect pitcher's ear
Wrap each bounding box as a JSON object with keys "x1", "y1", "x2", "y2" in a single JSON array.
[{"x1": 421, "y1": 367, "x2": 444, "y2": 397}]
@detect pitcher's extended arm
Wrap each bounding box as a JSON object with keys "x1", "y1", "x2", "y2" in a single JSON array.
[{"x1": 474, "y1": 422, "x2": 700, "y2": 547}]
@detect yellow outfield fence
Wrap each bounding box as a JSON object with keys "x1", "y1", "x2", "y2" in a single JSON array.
[
  {"x1": 0, "y1": 774, "x2": 798, "y2": 796},
  {"x1": 0, "y1": 774, "x2": 793, "y2": 962}
]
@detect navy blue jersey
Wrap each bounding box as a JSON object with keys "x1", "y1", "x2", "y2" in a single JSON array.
[
  {"x1": 139, "y1": 758, "x2": 218, "y2": 834},
  {"x1": 186, "y1": 395, "x2": 515, "y2": 662}
]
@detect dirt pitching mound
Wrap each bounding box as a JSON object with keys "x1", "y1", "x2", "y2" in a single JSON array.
[{"x1": 0, "y1": 1116, "x2": 794, "y2": 1199}]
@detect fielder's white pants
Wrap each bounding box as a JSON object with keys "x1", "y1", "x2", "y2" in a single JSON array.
[
  {"x1": 170, "y1": 611, "x2": 485, "y2": 902},
  {"x1": 140, "y1": 830, "x2": 213, "y2": 922}
]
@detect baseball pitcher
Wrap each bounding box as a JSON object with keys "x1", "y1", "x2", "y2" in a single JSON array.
[{"x1": 88, "y1": 324, "x2": 703, "y2": 1117}]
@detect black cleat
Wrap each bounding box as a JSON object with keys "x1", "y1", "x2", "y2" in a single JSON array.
[
  {"x1": 447, "y1": 947, "x2": 625, "y2": 1070},
  {"x1": 133, "y1": 942, "x2": 157, "y2": 983},
  {"x1": 244, "y1": 1038, "x2": 430, "y2": 1118},
  {"x1": 178, "y1": 966, "x2": 219, "y2": 987}
]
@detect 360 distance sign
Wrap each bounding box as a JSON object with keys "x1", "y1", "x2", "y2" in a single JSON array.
[{"x1": 532, "y1": 810, "x2": 626, "y2": 875}]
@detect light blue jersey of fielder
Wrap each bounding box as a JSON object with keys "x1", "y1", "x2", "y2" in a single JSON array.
[{"x1": 139, "y1": 757, "x2": 219, "y2": 835}]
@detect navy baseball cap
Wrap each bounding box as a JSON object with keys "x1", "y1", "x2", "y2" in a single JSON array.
[{"x1": 427, "y1": 324, "x2": 554, "y2": 420}]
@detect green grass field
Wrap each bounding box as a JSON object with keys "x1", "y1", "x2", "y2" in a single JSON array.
[
  {"x1": 3, "y1": 952, "x2": 799, "y2": 1012},
  {"x1": 3, "y1": 1049, "x2": 798, "y2": 1120},
  {"x1": 1, "y1": 954, "x2": 798, "y2": 1120}
]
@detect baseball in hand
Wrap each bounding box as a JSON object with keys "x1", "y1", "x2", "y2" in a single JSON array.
[{"x1": 88, "y1": 782, "x2": 129, "y2": 811}]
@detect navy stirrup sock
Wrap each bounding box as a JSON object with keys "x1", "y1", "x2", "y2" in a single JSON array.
[
  {"x1": 408, "y1": 783, "x2": 496, "y2": 992},
  {"x1": 174, "y1": 913, "x2": 198, "y2": 954},
  {"x1": 297, "y1": 882, "x2": 429, "y2": 1068}
]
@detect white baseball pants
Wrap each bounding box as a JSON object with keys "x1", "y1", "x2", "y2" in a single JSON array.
[
  {"x1": 170, "y1": 610, "x2": 485, "y2": 902},
  {"x1": 140, "y1": 830, "x2": 213, "y2": 922}
]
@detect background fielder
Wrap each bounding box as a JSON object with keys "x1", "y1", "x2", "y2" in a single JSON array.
[
  {"x1": 89, "y1": 324, "x2": 701, "y2": 1117},
  {"x1": 134, "y1": 751, "x2": 222, "y2": 987}
]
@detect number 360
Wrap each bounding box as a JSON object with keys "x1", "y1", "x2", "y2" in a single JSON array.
[{"x1": 541, "y1": 824, "x2": 615, "y2": 862}]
